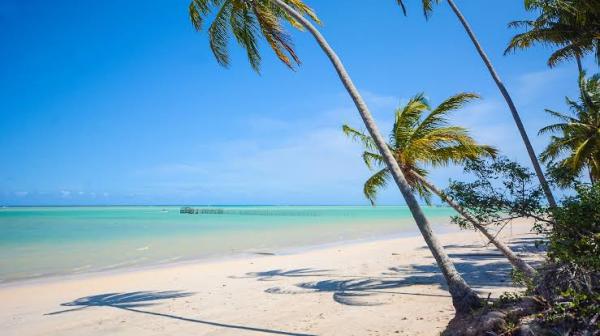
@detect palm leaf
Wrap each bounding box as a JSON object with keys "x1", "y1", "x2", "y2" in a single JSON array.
[
  {"x1": 189, "y1": 0, "x2": 321, "y2": 72},
  {"x1": 395, "y1": 0, "x2": 439, "y2": 19},
  {"x1": 208, "y1": 0, "x2": 234, "y2": 67},
  {"x1": 364, "y1": 168, "x2": 391, "y2": 206},
  {"x1": 393, "y1": 93, "x2": 429, "y2": 147},
  {"x1": 362, "y1": 151, "x2": 385, "y2": 170},
  {"x1": 342, "y1": 125, "x2": 377, "y2": 151},
  {"x1": 411, "y1": 92, "x2": 479, "y2": 141}
]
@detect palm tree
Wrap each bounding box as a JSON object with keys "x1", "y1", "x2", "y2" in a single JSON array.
[
  {"x1": 343, "y1": 93, "x2": 536, "y2": 277},
  {"x1": 540, "y1": 73, "x2": 600, "y2": 186},
  {"x1": 505, "y1": 0, "x2": 600, "y2": 73},
  {"x1": 189, "y1": 0, "x2": 481, "y2": 313},
  {"x1": 396, "y1": 0, "x2": 558, "y2": 208}
]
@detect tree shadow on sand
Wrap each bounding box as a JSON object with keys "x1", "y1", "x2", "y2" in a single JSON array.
[
  {"x1": 229, "y1": 268, "x2": 334, "y2": 281},
  {"x1": 46, "y1": 291, "x2": 315, "y2": 336},
  {"x1": 254, "y1": 239, "x2": 543, "y2": 307},
  {"x1": 265, "y1": 277, "x2": 452, "y2": 306}
]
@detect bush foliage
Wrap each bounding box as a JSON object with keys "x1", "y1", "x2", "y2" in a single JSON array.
[
  {"x1": 549, "y1": 184, "x2": 600, "y2": 272},
  {"x1": 445, "y1": 157, "x2": 550, "y2": 231},
  {"x1": 448, "y1": 158, "x2": 600, "y2": 333}
]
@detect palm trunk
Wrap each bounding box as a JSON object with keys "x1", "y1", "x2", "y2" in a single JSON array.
[
  {"x1": 575, "y1": 54, "x2": 584, "y2": 75},
  {"x1": 446, "y1": 0, "x2": 557, "y2": 209},
  {"x1": 272, "y1": 0, "x2": 481, "y2": 314},
  {"x1": 409, "y1": 171, "x2": 537, "y2": 278}
]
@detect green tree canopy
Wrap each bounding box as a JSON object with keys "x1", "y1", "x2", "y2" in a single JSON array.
[
  {"x1": 540, "y1": 73, "x2": 600, "y2": 186},
  {"x1": 189, "y1": 0, "x2": 320, "y2": 72},
  {"x1": 343, "y1": 92, "x2": 496, "y2": 205},
  {"x1": 506, "y1": 0, "x2": 600, "y2": 67}
]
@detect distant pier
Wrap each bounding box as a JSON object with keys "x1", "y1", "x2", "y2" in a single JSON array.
[
  {"x1": 180, "y1": 207, "x2": 224, "y2": 215},
  {"x1": 179, "y1": 207, "x2": 320, "y2": 217}
]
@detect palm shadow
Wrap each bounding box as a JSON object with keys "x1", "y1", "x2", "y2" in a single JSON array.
[
  {"x1": 46, "y1": 291, "x2": 315, "y2": 336},
  {"x1": 261, "y1": 260, "x2": 515, "y2": 306},
  {"x1": 46, "y1": 291, "x2": 193, "y2": 315},
  {"x1": 258, "y1": 239, "x2": 544, "y2": 306},
  {"x1": 266, "y1": 277, "x2": 451, "y2": 306},
  {"x1": 230, "y1": 268, "x2": 334, "y2": 281}
]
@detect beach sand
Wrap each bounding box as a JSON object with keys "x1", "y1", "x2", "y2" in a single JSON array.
[{"x1": 0, "y1": 220, "x2": 542, "y2": 336}]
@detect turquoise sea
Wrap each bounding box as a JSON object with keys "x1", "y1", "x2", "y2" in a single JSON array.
[{"x1": 0, "y1": 206, "x2": 456, "y2": 284}]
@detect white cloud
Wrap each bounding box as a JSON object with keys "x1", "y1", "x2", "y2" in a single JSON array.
[
  {"x1": 16, "y1": 71, "x2": 571, "y2": 205},
  {"x1": 361, "y1": 90, "x2": 400, "y2": 110},
  {"x1": 132, "y1": 83, "x2": 560, "y2": 204},
  {"x1": 133, "y1": 113, "x2": 373, "y2": 203},
  {"x1": 515, "y1": 68, "x2": 567, "y2": 104}
]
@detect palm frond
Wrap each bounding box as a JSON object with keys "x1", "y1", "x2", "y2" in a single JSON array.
[
  {"x1": 395, "y1": 0, "x2": 439, "y2": 19},
  {"x1": 208, "y1": 1, "x2": 235, "y2": 67},
  {"x1": 393, "y1": 93, "x2": 429, "y2": 147},
  {"x1": 405, "y1": 167, "x2": 433, "y2": 204},
  {"x1": 344, "y1": 90, "x2": 497, "y2": 202},
  {"x1": 570, "y1": 137, "x2": 594, "y2": 170},
  {"x1": 362, "y1": 151, "x2": 385, "y2": 170},
  {"x1": 539, "y1": 122, "x2": 570, "y2": 135},
  {"x1": 396, "y1": 0, "x2": 407, "y2": 16},
  {"x1": 411, "y1": 92, "x2": 479, "y2": 140},
  {"x1": 364, "y1": 168, "x2": 391, "y2": 206},
  {"x1": 548, "y1": 42, "x2": 586, "y2": 68},
  {"x1": 189, "y1": 0, "x2": 322, "y2": 72},
  {"x1": 230, "y1": 2, "x2": 261, "y2": 71},
  {"x1": 252, "y1": 1, "x2": 299, "y2": 70},
  {"x1": 545, "y1": 108, "x2": 580, "y2": 123},
  {"x1": 507, "y1": 0, "x2": 600, "y2": 67},
  {"x1": 342, "y1": 125, "x2": 376, "y2": 151},
  {"x1": 540, "y1": 72, "x2": 600, "y2": 185}
]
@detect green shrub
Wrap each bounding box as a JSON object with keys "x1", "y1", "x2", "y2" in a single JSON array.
[
  {"x1": 446, "y1": 157, "x2": 549, "y2": 231},
  {"x1": 539, "y1": 288, "x2": 600, "y2": 332},
  {"x1": 548, "y1": 184, "x2": 600, "y2": 271},
  {"x1": 535, "y1": 184, "x2": 600, "y2": 333}
]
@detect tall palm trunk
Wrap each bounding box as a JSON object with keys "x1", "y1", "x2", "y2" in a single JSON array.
[
  {"x1": 576, "y1": 55, "x2": 584, "y2": 75},
  {"x1": 408, "y1": 171, "x2": 537, "y2": 278},
  {"x1": 446, "y1": 0, "x2": 558, "y2": 209},
  {"x1": 272, "y1": 0, "x2": 481, "y2": 314},
  {"x1": 589, "y1": 165, "x2": 598, "y2": 185}
]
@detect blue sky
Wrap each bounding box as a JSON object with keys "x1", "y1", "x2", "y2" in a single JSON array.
[{"x1": 0, "y1": 0, "x2": 595, "y2": 206}]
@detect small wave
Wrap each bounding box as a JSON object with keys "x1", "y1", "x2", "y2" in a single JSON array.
[
  {"x1": 159, "y1": 256, "x2": 183, "y2": 264},
  {"x1": 98, "y1": 258, "x2": 148, "y2": 271},
  {"x1": 72, "y1": 265, "x2": 92, "y2": 272}
]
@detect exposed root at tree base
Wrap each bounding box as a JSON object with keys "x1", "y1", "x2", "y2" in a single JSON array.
[{"x1": 442, "y1": 296, "x2": 546, "y2": 336}]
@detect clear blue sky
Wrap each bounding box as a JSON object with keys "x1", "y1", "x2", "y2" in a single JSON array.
[{"x1": 0, "y1": 0, "x2": 595, "y2": 206}]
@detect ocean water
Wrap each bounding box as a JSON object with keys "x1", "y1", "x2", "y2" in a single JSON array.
[{"x1": 0, "y1": 206, "x2": 456, "y2": 284}]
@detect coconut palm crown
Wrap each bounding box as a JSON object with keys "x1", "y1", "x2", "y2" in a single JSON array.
[
  {"x1": 189, "y1": 0, "x2": 320, "y2": 72},
  {"x1": 343, "y1": 93, "x2": 497, "y2": 205},
  {"x1": 394, "y1": 0, "x2": 559, "y2": 208},
  {"x1": 540, "y1": 73, "x2": 600, "y2": 186},
  {"x1": 506, "y1": 0, "x2": 600, "y2": 68}
]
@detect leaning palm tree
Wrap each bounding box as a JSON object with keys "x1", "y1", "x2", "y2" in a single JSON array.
[
  {"x1": 396, "y1": 0, "x2": 558, "y2": 208},
  {"x1": 540, "y1": 72, "x2": 600, "y2": 186},
  {"x1": 505, "y1": 0, "x2": 600, "y2": 73},
  {"x1": 189, "y1": 0, "x2": 481, "y2": 313},
  {"x1": 343, "y1": 92, "x2": 536, "y2": 277}
]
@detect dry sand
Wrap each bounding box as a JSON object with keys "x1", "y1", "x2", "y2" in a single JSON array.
[{"x1": 0, "y1": 220, "x2": 542, "y2": 336}]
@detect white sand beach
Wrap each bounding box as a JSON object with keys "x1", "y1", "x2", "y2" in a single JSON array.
[{"x1": 0, "y1": 220, "x2": 542, "y2": 336}]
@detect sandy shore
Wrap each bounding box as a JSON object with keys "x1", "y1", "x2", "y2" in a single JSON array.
[{"x1": 0, "y1": 220, "x2": 542, "y2": 336}]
